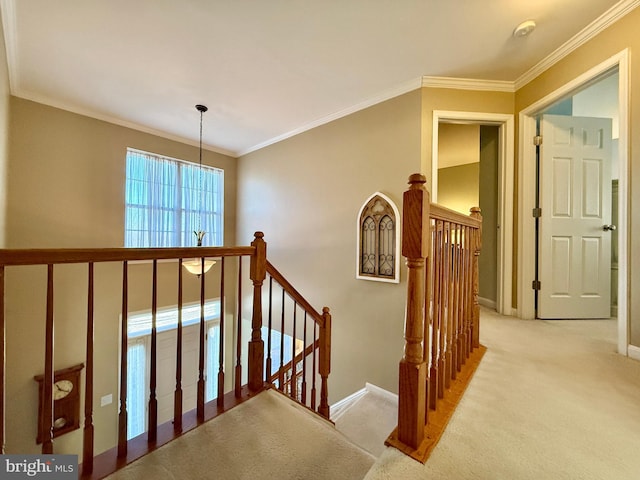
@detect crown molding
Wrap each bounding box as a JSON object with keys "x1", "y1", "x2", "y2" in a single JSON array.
[
  {"x1": 16, "y1": 89, "x2": 237, "y2": 157},
  {"x1": 515, "y1": 0, "x2": 640, "y2": 89},
  {"x1": 421, "y1": 76, "x2": 515, "y2": 92},
  {"x1": 238, "y1": 77, "x2": 423, "y2": 157}
]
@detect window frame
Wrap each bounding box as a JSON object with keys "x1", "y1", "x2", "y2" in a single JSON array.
[
  {"x1": 124, "y1": 147, "x2": 224, "y2": 248},
  {"x1": 356, "y1": 192, "x2": 401, "y2": 283}
]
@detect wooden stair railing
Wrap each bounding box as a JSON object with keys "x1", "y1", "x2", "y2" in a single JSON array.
[
  {"x1": 0, "y1": 232, "x2": 331, "y2": 478},
  {"x1": 387, "y1": 173, "x2": 485, "y2": 462},
  {"x1": 264, "y1": 261, "x2": 331, "y2": 419}
]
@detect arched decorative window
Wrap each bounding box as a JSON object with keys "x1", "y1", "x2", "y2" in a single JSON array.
[{"x1": 356, "y1": 192, "x2": 400, "y2": 283}]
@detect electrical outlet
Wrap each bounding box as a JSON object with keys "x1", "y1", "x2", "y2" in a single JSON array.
[{"x1": 101, "y1": 394, "x2": 113, "y2": 407}]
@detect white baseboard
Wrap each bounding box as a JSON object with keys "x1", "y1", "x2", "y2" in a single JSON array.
[
  {"x1": 365, "y1": 382, "x2": 398, "y2": 402},
  {"x1": 330, "y1": 386, "x2": 367, "y2": 422},
  {"x1": 628, "y1": 345, "x2": 640, "y2": 361},
  {"x1": 478, "y1": 297, "x2": 497, "y2": 310}
]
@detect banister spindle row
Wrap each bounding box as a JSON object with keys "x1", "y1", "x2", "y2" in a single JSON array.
[
  {"x1": 0, "y1": 232, "x2": 332, "y2": 475},
  {"x1": 394, "y1": 173, "x2": 483, "y2": 457}
]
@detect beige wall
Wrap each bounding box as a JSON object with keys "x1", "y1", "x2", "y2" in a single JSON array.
[
  {"x1": 438, "y1": 163, "x2": 479, "y2": 215},
  {"x1": 514, "y1": 6, "x2": 640, "y2": 346},
  {"x1": 0, "y1": 16, "x2": 10, "y2": 247},
  {"x1": 4, "y1": 98, "x2": 238, "y2": 455},
  {"x1": 479, "y1": 126, "x2": 499, "y2": 304},
  {"x1": 420, "y1": 87, "x2": 514, "y2": 180},
  {"x1": 238, "y1": 90, "x2": 422, "y2": 401},
  {"x1": 438, "y1": 123, "x2": 479, "y2": 169}
]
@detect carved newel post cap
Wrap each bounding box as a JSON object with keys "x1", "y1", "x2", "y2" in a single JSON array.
[
  {"x1": 253, "y1": 231, "x2": 264, "y2": 240},
  {"x1": 407, "y1": 173, "x2": 427, "y2": 186}
]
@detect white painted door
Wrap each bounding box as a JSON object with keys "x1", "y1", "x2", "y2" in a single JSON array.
[{"x1": 538, "y1": 114, "x2": 613, "y2": 319}]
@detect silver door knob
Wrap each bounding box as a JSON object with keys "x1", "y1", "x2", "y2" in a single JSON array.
[{"x1": 603, "y1": 224, "x2": 617, "y2": 231}]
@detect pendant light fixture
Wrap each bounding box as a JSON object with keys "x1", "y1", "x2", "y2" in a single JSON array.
[{"x1": 183, "y1": 104, "x2": 216, "y2": 276}]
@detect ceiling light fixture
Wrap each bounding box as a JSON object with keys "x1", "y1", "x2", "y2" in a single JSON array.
[
  {"x1": 513, "y1": 20, "x2": 536, "y2": 38},
  {"x1": 183, "y1": 104, "x2": 216, "y2": 276}
]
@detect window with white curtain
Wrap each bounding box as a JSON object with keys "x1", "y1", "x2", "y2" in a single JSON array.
[
  {"x1": 125, "y1": 300, "x2": 221, "y2": 440},
  {"x1": 124, "y1": 148, "x2": 224, "y2": 247}
]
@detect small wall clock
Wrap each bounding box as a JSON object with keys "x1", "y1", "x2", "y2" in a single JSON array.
[{"x1": 34, "y1": 363, "x2": 84, "y2": 444}]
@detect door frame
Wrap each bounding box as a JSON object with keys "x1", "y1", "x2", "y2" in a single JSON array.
[
  {"x1": 517, "y1": 49, "x2": 629, "y2": 355},
  {"x1": 432, "y1": 110, "x2": 515, "y2": 316}
]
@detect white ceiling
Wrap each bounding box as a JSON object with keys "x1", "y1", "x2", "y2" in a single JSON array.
[{"x1": 1, "y1": 0, "x2": 635, "y2": 157}]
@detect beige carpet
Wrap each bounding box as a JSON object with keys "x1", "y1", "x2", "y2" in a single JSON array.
[
  {"x1": 106, "y1": 310, "x2": 640, "y2": 479},
  {"x1": 333, "y1": 385, "x2": 398, "y2": 457},
  {"x1": 365, "y1": 309, "x2": 640, "y2": 480},
  {"x1": 106, "y1": 388, "x2": 375, "y2": 480}
]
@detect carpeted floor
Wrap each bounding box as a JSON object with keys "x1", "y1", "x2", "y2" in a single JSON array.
[
  {"x1": 107, "y1": 309, "x2": 640, "y2": 479},
  {"x1": 106, "y1": 388, "x2": 375, "y2": 480},
  {"x1": 364, "y1": 309, "x2": 640, "y2": 480}
]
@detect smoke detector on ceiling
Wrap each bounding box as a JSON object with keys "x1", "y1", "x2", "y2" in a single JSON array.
[{"x1": 513, "y1": 20, "x2": 536, "y2": 38}]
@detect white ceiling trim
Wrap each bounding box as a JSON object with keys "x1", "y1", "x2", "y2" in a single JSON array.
[
  {"x1": 16, "y1": 89, "x2": 236, "y2": 158},
  {"x1": 238, "y1": 76, "x2": 423, "y2": 157},
  {"x1": 515, "y1": 0, "x2": 640, "y2": 89},
  {"x1": 422, "y1": 76, "x2": 515, "y2": 92}
]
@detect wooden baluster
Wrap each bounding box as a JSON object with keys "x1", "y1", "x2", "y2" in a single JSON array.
[
  {"x1": 429, "y1": 222, "x2": 441, "y2": 410},
  {"x1": 248, "y1": 232, "x2": 266, "y2": 392},
  {"x1": 311, "y1": 320, "x2": 317, "y2": 411},
  {"x1": 82, "y1": 263, "x2": 95, "y2": 474},
  {"x1": 444, "y1": 222, "x2": 453, "y2": 390},
  {"x1": 198, "y1": 258, "x2": 206, "y2": 417},
  {"x1": 464, "y1": 226, "x2": 472, "y2": 359},
  {"x1": 451, "y1": 224, "x2": 460, "y2": 380},
  {"x1": 462, "y1": 226, "x2": 471, "y2": 364},
  {"x1": 422, "y1": 228, "x2": 432, "y2": 414},
  {"x1": 397, "y1": 173, "x2": 429, "y2": 448},
  {"x1": 318, "y1": 307, "x2": 331, "y2": 420},
  {"x1": 0, "y1": 265, "x2": 4, "y2": 454},
  {"x1": 148, "y1": 260, "x2": 158, "y2": 441},
  {"x1": 471, "y1": 208, "x2": 482, "y2": 350},
  {"x1": 437, "y1": 220, "x2": 447, "y2": 399},
  {"x1": 301, "y1": 312, "x2": 308, "y2": 406},
  {"x1": 291, "y1": 304, "x2": 297, "y2": 401},
  {"x1": 217, "y1": 257, "x2": 226, "y2": 407},
  {"x1": 42, "y1": 264, "x2": 54, "y2": 454},
  {"x1": 118, "y1": 262, "x2": 128, "y2": 457},
  {"x1": 235, "y1": 258, "x2": 243, "y2": 397},
  {"x1": 174, "y1": 259, "x2": 184, "y2": 432},
  {"x1": 456, "y1": 225, "x2": 464, "y2": 372},
  {"x1": 279, "y1": 288, "x2": 285, "y2": 391},
  {"x1": 265, "y1": 276, "x2": 273, "y2": 384},
  {"x1": 453, "y1": 225, "x2": 462, "y2": 375}
]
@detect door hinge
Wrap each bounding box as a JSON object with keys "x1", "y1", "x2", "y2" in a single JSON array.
[
  {"x1": 532, "y1": 207, "x2": 542, "y2": 218},
  {"x1": 533, "y1": 135, "x2": 543, "y2": 146},
  {"x1": 532, "y1": 280, "x2": 541, "y2": 290}
]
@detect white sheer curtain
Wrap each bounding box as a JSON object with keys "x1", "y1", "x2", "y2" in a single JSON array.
[
  {"x1": 126, "y1": 339, "x2": 147, "y2": 439},
  {"x1": 125, "y1": 149, "x2": 223, "y2": 247}
]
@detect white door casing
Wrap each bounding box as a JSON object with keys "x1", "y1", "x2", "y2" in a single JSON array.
[{"x1": 538, "y1": 114, "x2": 612, "y2": 319}]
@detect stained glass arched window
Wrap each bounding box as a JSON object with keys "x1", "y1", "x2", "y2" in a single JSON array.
[{"x1": 356, "y1": 192, "x2": 400, "y2": 283}]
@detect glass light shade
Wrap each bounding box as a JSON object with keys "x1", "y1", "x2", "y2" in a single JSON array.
[{"x1": 183, "y1": 258, "x2": 216, "y2": 275}]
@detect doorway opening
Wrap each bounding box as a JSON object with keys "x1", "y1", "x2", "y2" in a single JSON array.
[
  {"x1": 534, "y1": 70, "x2": 619, "y2": 320},
  {"x1": 517, "y1": 50, "x2": 629, "y2": 354},
  {"x1": 432, "y1": 111, "x2": 514, "y2": 316}
]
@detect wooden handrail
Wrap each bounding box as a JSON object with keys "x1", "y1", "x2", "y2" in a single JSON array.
[
  {"x1": 430, "y1": 203, "x2": 482, "y2": 228},
  {"x1": 266, "y1": 261, "x2": 325, "y2": 326},
  {"x1": 0, "y1": 246, "x2": 255, "y2": 266}
]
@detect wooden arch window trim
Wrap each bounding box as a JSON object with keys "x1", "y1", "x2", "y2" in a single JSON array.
[{"x1": 356, "y1": 192, "x2": 400, "y2": 283}]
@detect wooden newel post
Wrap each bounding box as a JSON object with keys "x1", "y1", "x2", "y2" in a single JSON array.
[
  {"x1": 248, "y1": 232, "x2": 267, "y2": 392},
  {"x1": 318, "y1": 307, "x2": 332, "y2": 419},
  {"x1": 470, "y1": 207, "x2": 482, "y2": 349},
  {"x1": 398, "y1": 173, "x2": 430, "y2": 449}
]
